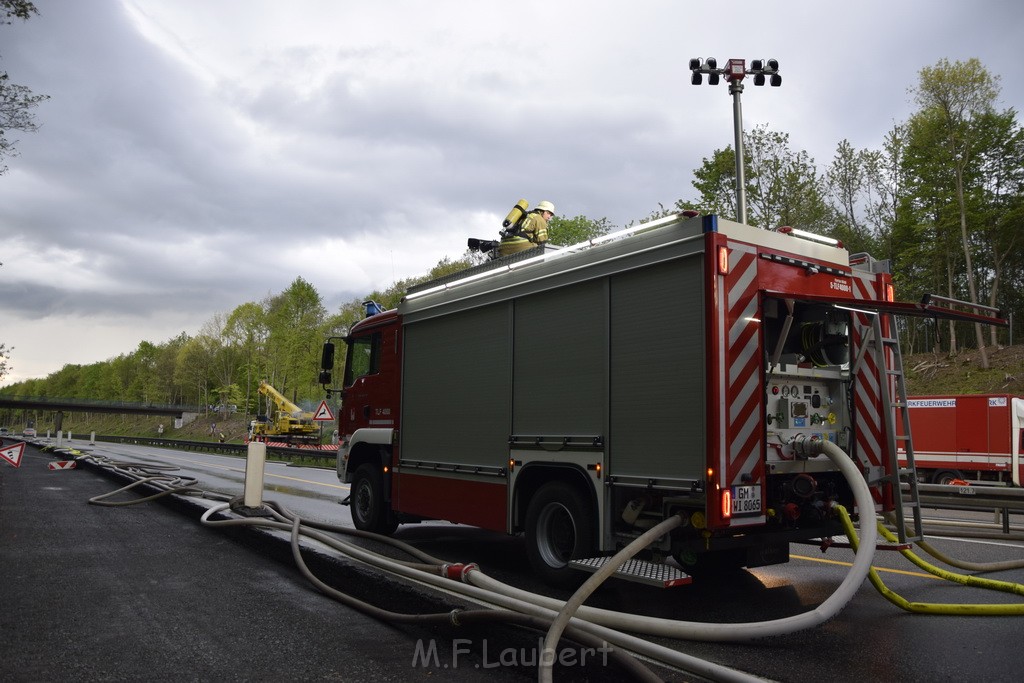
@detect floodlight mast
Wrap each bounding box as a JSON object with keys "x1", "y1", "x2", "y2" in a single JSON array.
[{"x1": 688, "y1": 57, "x2": 781, "y2": 225}]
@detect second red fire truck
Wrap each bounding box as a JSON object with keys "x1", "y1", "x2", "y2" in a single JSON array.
[{"x1": 898, "y1": 394, "x2": 1024, "y2": 486}]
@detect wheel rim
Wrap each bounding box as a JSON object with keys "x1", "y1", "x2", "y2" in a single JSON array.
[
  {"x1": 536, "y1": 501, "x2": 577, "y2": 568},
  {"x1": 354, "y1": 480, "x2": 373, "y2": 524}
]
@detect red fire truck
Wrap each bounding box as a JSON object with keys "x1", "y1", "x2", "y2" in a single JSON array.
[
  {"x1": 898, "y1": 394, "x2": 1024, "y2": 486},
  {"x1": 320, "y1": 213, "x2": 1003, "y2": 584}
]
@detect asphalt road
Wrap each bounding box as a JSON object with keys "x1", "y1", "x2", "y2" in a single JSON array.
[
  {"x1": 4, "y1": 437, "x2": 1024, "y2": 682},
  {"x1": 0, "y1": 443, "x2": 626, "y2": 682}
]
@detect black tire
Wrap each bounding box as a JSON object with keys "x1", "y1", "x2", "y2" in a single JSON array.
[
  {"x1": 524, "y1": 481, "x2": 594, "y2": 586},
  {"x1": 932, "y1": 470, "x2": 963, "y2": 486},
  {"x1": 350, "y1": 463, "x2": 397, "y2": 535}
]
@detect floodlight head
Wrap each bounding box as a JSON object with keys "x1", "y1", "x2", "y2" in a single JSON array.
[
  {"x1": 751, "y1": 59, "x2": 763, "y2": 70},
  {"x1": 754, "y1": 73, "x2": 765, "y2": 86},
  {"x1": 767, "y1": 58, "x2": 779, "y2": 72},
  {"x1": 691, "y1": 72, "x2": 702, "y2": 85},
  {"x1": 689, "y1": 58, "x2": 702, "y2": 70},
  {"x1": 727, "y1": 58, "x2": 745, "y2": 81},
  {"x1": 770, "y1": 73, "x2": 782, "y2": 87},
  {"x1": 706, "y1": 57, "x2": 717, "y2": 69},
  {"x1": 708, "y1": 72, "x2": 720, "y2": 86}
]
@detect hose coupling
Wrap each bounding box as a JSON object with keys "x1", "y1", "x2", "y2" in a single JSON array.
[
  {"x1": 449, "y1": 608, "x2": 464, "y2": 626},
  {"x1": 442, "y1": 563, "x2": 479, "y2": 582},
  {"x1": 788, "y1": 433, "x2": 825, "y2": 459}
]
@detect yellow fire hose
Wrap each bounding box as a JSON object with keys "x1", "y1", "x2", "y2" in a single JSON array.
[{"x1": 838, "y1": 505, "x2": 1024, "y2": 615}]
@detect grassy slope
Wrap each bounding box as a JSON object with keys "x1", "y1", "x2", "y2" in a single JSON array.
[
  {"x1": 903, "y1": 345, "x2": 1024, "y2": 396},
  {"x1": 55, "y1": 412, "x2": 290, "y2": 443}
]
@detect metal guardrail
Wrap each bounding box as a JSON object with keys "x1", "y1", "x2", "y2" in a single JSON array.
[
  {"x1": 0, "y1": 394, "x2": 202, "y2": 415},
  {"x1": 58, "y1": 434, "x2": 336, "y2": 462},
  {"x1": 910, "y1": 482, "x2": 1024, "y2": 536},
  {"x1": 914, "y1": 481, "x2": 1024, "y2": 511}
]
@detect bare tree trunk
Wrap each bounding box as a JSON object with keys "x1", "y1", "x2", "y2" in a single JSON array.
[
  {"x1": 954, "y1": 162, "x2": 990, "y2": 368},
  {"x1": 946, "y1": 259, "x2": 958, "y2": 355},
  {"x1": 989, "y1": 276, "x2": 1002, "y2": 348}
]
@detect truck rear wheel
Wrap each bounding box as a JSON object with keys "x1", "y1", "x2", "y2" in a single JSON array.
[
  {"x1": 933, "y1": 469, "x2": 964, "y2": 486},
  {"x1": 351, "y1": 464, "x2": 397, "y2": 535},
  {"x1": 524, "y1": 481, "x2": 594, "y2": 586}
]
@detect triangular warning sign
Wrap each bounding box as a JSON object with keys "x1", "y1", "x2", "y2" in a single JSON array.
[
  {"x1": 0, "y1": 442, "x2": 26, "y2": 468},
  {"x1": 312, "y1": 400, "x2": 335, "y2": 422}
]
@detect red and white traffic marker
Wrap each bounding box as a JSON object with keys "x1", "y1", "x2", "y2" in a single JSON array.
[
  {"x1": 0, "y1": 442, "x2": 26, "y2": 468},
  {"x1": 47, "y1": 460, "x2": 77, "y2": 471}
]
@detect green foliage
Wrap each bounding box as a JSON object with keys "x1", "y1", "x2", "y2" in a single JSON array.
[
  {"x1": 0, "y1": 343, "x2": 9, "y2": 383},
  {"x1": 547, "y1": 214, "x2": 613, "y2": 245},
  {"x1": 1, "y1": 1, "x2": 36, "y2": 23},
  {"x1": 689, "y1": 147, "x2": 738, "y2": 219},
  {"x1": 676, "y1": 58, "x2": 1022, "y2": 360},
  {"x1": 1, "y1": 0, "x2": 47, "y2": 175}
]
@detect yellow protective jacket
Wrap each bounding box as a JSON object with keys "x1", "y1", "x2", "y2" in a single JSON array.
[{"x1": 498, "y1": 211, "x2": 549, "y2": 256}]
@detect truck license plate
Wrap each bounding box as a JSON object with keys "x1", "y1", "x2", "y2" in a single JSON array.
[{"x1": 731, "y1": 485, "x2": 762, "y2": 515}]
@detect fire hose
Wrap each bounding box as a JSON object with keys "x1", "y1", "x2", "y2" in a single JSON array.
[{"x1": 71, "y1": 438, "x2": 886, "y2": 682}]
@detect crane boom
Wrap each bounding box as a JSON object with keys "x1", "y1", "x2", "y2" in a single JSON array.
[{"x1": 259, "y1": 380, "x2": 304, "y2": 416}]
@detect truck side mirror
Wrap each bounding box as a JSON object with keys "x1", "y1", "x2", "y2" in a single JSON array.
[
  {"x1": 318, "y1": 370, "x2": 332, "y2": 385},
  {"x1": 321, "y1": 342, "x2": 335, "y2": 371}
]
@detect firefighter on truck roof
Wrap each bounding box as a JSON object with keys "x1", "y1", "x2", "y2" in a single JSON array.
[{"x1": 498, "y1": 200, "x2": 555, "y2": 256}]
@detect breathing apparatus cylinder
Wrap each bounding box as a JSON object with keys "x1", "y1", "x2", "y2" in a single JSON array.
[{"x1": 502, "y1": 199, "x2": 529, "y2": 230}]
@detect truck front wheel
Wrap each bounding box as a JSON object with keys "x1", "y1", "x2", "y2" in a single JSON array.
[
  {"x1": 524, "y1": 481, "x2": 594, "y2": 586},
  {"x1": 350, "y1": 464, "x2": 397, "y2": 535}
]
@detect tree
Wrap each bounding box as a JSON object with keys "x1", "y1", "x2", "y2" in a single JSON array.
[
  {"x1": 909, "y1": 58, "x2": 1001, "y2": 368},
  {"x1": 263, "y1": 277, "x2": 327, "y2": 405},
  {"x1": 824, "y1": 139, "x2": 880, "y2": 255},
  {"x1": 863, "y1": 124, "x2": 909, "y2": 260},
  {"x1": 547, "y1": 215, "x2": 612, "y2": 245},
  {"x1": 683, "y1": 125, "x2": 829, "y2": 232},
  {"x1": 744, "y1": 125, "x2": 830, "y2": 231},
  {"x1": 224, "y1": 303, "x2": 268, "y2": 415},
  {"x1": 0, "y1": 342, "x2": 10, "y2": 383},
  {"x1": 1, "y1": 0, "x2": 48, "y2": 175},
  {"x1": 2, "y1": 1, "x2": 36, "y2": 21},
  {"x1": 688, "y1": 147, "x2": 741, "y2": 220},
  {"x1": 973, "y1": 109, "x2": 1024, "y2": 346}
]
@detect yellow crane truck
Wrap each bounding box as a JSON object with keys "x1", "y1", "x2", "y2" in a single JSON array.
[{"x1": 250, "y1": 380, "x2": 319, "y2": 444}]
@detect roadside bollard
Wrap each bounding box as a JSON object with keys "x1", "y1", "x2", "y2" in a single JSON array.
[
  {"x1": 243, "y1": 441, "x2": 267, "y2": 508},
  {"x1": 90, "y1": 431, "x2": 96, "y2": 445},
  {"x1": 56, "y1": 430, "x2": 63, "y2": 447}
]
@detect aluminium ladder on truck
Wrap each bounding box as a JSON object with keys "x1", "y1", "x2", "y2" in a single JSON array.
[
  {"x1": 855, "y1": 311, "x2": 923, "y2": 545},
  {"x1": 846, "y1": 286, "x2": 1008, "y2": 547}
]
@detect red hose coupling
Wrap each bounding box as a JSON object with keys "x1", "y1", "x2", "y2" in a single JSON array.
[
  {"x1": 782, "y1": 502, "x2": 801, "y2": 521},
  {"x1": 442, "y1": 563, "x2": 479, "y2": 582}
]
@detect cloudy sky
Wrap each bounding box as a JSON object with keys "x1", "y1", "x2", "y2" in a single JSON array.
[{"x1": 1, "y1": 1, "x2": 1022, "y2": 386}]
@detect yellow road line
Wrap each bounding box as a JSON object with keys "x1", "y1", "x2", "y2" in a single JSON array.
[{"x1": 269, "y1": 471, "x2": 349, "y2": 491}]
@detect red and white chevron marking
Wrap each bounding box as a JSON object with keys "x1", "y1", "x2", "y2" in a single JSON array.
[
  {"x1": 47, "y1": 460, "x2": 77, "y2": 470},
  {"x1": 850, "y1": 273, "x2": 889, "y2": 473},
  {"x1": 246, "y1": 440, "x2": 336, "y2": 451},
  {"x1": 718, "y1": 242, "x2": 765, "y2": 526}
]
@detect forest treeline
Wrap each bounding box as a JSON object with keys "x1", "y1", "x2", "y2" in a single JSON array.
[{"x1": 1, "y1": 57, "x2": 1022, "y2": 412}]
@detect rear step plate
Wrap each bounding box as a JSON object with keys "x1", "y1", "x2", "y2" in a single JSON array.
[{"x1": 569, "y1": 557, "x2": 692, "y2": 588}]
